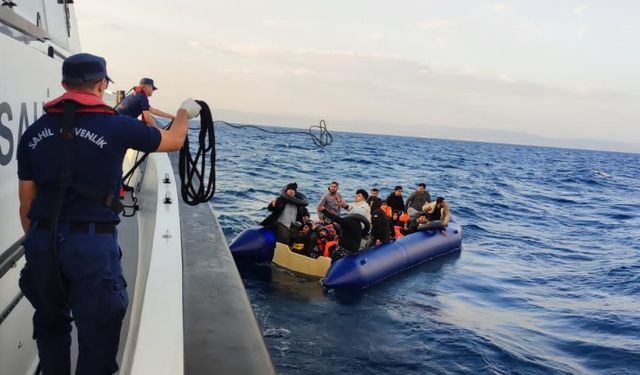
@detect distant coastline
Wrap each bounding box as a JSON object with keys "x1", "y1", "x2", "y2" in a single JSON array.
[{"x1": 214, "y1": 109, "x2": 640, "y2": 154}]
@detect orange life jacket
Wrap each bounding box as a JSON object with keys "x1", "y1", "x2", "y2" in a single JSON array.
[
  {"x1": 323, "y1": 240, "x2": 338, "y2": 257},
  {"x1": 394, "y1": 225, "x2": 404, "y2": 239},
  {"x1": 44, "y1": 90, "x2": 116, "y2": 115}
]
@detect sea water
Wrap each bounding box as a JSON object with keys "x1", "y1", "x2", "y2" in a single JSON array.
[{"x1": 202, "y1": 124, "x2": 639, "y2": 374}]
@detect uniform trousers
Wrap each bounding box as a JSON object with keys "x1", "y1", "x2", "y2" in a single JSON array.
[{"x1": 19, "y1": 222, "x2": 128, "y2": 375}]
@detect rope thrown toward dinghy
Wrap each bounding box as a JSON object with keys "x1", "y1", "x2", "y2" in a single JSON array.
[
  {"x1": 215, "y1": 119, "x2": 333, "y2": 148},
  {"x1": 121, "y1": 103, "x2": 332, "y2": 211}
]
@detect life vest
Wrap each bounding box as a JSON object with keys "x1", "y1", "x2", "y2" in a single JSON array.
[
  {"x1": 316, "y1": 237, "x2": 327, "y2": 255},
  {"x1": 291, "y1": 242, "x2": 305, "y2": 252},
  {"x1": 44, "y1": 90, "x2": 116, "y2": 115},
  {"x1": 323, "y1": 240, "x2": 338, "y2": 257},
  {"x1": 399, "y1": 212, "x2": 409, "y2": 222},
  {"x1": 382, "y1": 205, "x2": 392, "y2": 217},
  {"x1": 41, "y1": 90, "x2": 123, "y2": 214},
  {"x1": 393, "y1": 225, "x2": 404, "y2": 239}
]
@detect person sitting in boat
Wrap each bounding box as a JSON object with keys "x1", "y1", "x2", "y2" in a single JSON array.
[
  {"x1": 301, "y1": 209, "x2": 312, "y2": 227},
  {"x1": 390, "y1": 210, "x2": 406, "y2": 240},
  {"x1": 317, "y1": 181, "x2": 348, "y2": 221},
  {"x1": 345, "y1": 189, "x2": 371, "y2": 220},
  {"x1": 291, "y1": 222, "x2": 314, "y2": 255},
  {"x1": 116, "y1": 77, "x2": 176, "y2": 128},
  {"x1": 260, "y1": 182, "x2": 309, "y2": 244},
  {"x1": 403, "y1": 212, "x2": 430, "y2": 234},
  {"x1": 421, "y1": 197, "x2": 450, "y2": 234},
  {"x1": 379, "y1": 200, "x2": 392, "y2": 218},
  {"x1": 311, "y1": 225, "x2": 337, "y2": 258},
  {"x1": 385, "y1": 185, "x2": 405, "y2": 213},
  {"x1": 366, "y1": 187, "x2": 383, "y2": 212},
  {"x1": 318, "y1": 206, "x2": 370, "y2": 260},
  {"x1": 370, "y1": 205, "x2": 391, "y2": 246},
  {"x1": 324, "y1": 223, "x2": 339, "y2": 247},
  {"x1": 405, "y1": 182, "x2": 431, "y2": 220},
  {"x1": 422, "y1": 196, "x2": 450, "y2": 224}
]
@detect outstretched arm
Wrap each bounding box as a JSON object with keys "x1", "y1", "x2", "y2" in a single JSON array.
[
  {"x1": 150, "y1": 106, "x2": 176, "y2": 120},
  {"x1": 154, "y1": 98, "x2": 201, "y2": 152},
  {"x1": 141, "y1": 110, "x2": 158, "y2": 128},
  {"x1": 319, "y1": 208, "x2": 345, "y2": 226}
]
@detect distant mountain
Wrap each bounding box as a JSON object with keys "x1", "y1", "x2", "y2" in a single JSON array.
[{"x1": 213, "y1": 109, "x2": 640, "y2": 154}]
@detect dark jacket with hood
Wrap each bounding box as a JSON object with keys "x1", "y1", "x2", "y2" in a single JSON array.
[
  {"x1": 260, "y1": 196, "x2": 309, "y2": 228},
  {"x1": 370, "y1": 208, "x2": 391, "y2": 244}
]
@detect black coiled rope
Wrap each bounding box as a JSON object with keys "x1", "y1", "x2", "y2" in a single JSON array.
[
  {"x1": 178, "y1": 100, "x2": 215, "y2": 205},
  {"x1": 215, "y1": 119, "x2": 333, "y2": 148}
]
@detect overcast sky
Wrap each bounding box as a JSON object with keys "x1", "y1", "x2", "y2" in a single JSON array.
[{"x1": 75, "y1": 1, "x2": 640, "y2": 150}]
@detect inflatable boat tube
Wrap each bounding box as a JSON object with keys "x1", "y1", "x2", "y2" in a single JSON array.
[
  {"x1": 229, "y1": 216, "x2": 462, "y2": 289},
  {"x1": 229, "y1": 226, "x2": 277, "y2": 263},
  {"x1": 416, "y1": 221, "x2": 446, "y2": 231}
]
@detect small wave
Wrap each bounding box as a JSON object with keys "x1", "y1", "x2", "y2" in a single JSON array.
[
  {"x1": 263, "y1": 328, "x2": 291, "y2": 338},
  {"x1": 339, "y1": 157, "x2": 375, "y2": 165},
  {"x1": 610, "y1": 213, "x2": 635, "y2": 220},
  {"x1": 547, "y1": 196, "x2": 579, "y2": 205},
  {"x1": 592, "y1": 169, "x2": 612, "y2": 178},
  {"x1": 462, "y1": 223, "x2": 490, "y2": 234}
]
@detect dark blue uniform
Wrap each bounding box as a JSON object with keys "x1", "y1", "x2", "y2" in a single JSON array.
[
  {"x1": 116, "y1": 90, "x2": 150, "y2": 118},
  {"x1": 17, "y1": 86, "x2": 161, "y2": 373}
]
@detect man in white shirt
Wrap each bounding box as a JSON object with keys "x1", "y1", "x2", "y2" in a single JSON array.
[{"x1": 346, "y1": 189, "x2": 371, "y2": 220}]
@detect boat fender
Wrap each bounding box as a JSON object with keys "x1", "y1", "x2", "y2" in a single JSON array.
[
  {"x1": 279, "y1": 190, "x2": 309, "y2": 207},
  {"x1": 345, "y1": 213, "x2": 371, "y2": 237}
]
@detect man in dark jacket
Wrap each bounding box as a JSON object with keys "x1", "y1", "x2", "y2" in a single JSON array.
[
  {"x1": 385, "y1": 185, "x2": 405, "y2": 213},
  {"x1": 260, "y1": 182, "x2": 308, "y2": 244},
  {"x1": 366, "y1": 187, "x2": 383, "y2": 212},
  {"x1": 370, "y1": 207, "x2": 391, "y2": 246}
]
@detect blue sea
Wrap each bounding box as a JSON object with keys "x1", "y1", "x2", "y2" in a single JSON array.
[{"x1": 205, "y1": 124, "x2": 640, "y2": 374}]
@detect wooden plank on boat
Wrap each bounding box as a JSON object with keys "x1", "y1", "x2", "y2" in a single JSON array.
[{"x1": 272, "y1": 243, "x2": 331, "y2": 277}]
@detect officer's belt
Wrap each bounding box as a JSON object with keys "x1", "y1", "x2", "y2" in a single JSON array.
[
  {"x1": 36, "y1": 220, "x2": 115, "y2": 234},
  {"x1": 39, "y1": 181, "x2": 124, "y2": 215}
]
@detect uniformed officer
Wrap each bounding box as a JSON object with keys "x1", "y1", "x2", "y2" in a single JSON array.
[
  {"x1": 16, "y1": 53, "x2": 201, "y2": 374},
  {"x1": 116, "y1": 77, "x2": 175, "y2": 127}
]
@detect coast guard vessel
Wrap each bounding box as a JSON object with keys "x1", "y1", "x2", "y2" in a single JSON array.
[{"x1": 0, "y1": 2, "x2": 272, "y2": 373}]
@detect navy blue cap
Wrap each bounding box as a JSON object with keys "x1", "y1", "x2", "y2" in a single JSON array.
[
  {"x1": 62, "y1": 53, "x2": 113, "y2": 84},
  {"x1": 139, "y1": 77, "x2": 158, "y2": 90}
]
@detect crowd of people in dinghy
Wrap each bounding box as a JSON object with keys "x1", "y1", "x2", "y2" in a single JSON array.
[{"x1": 260, "y1": 181, "x2": 451, "y2": 260}]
